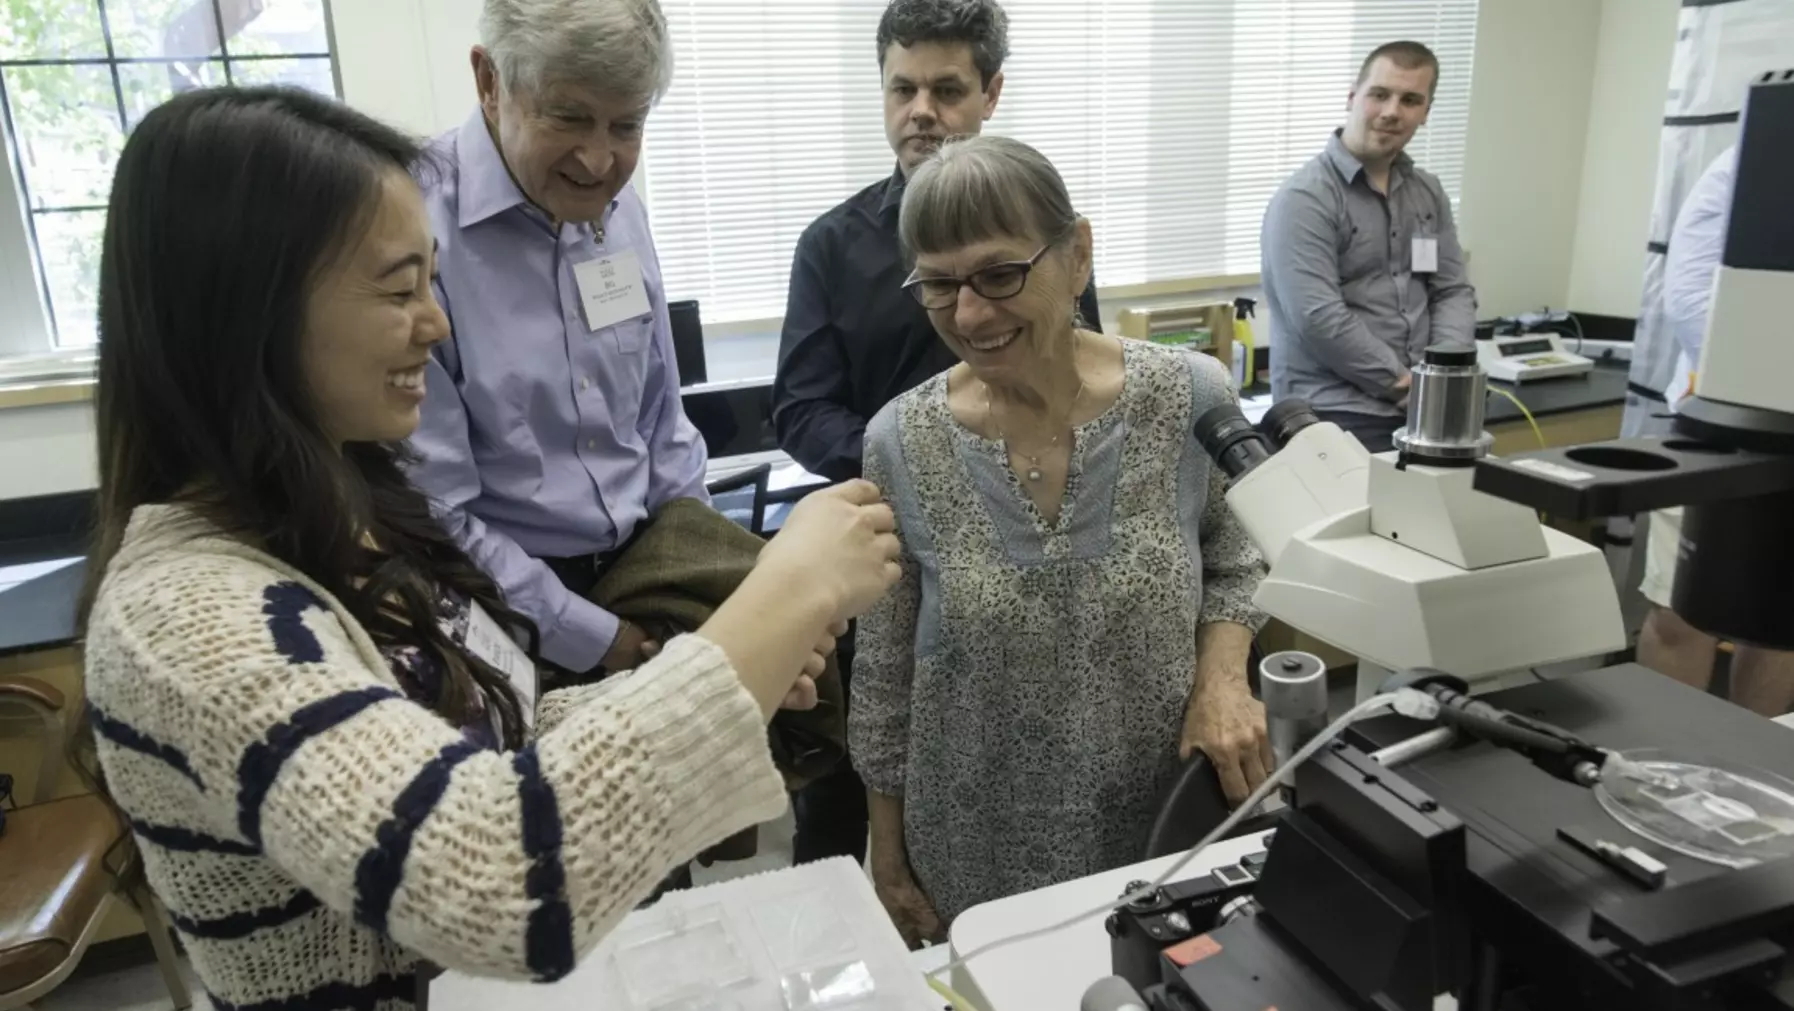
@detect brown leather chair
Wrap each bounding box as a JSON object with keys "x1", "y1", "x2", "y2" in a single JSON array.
[{"x1": 0, "y1": 676, "x2": 190, "y2": 1010}]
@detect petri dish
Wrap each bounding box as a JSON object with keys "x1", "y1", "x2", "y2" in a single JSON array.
[{"x1": 1596, "y1": 747, "x2": 1794, "y2": 868}]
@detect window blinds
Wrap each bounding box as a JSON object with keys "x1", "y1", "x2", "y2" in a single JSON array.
[{"x1": 644, "y1": 0, "x2": 1479, "y2": 324}]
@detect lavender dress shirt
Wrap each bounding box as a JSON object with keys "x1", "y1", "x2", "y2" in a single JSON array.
[{"x1": 408, "y1": 111, "x2": 710, "y2": 672}]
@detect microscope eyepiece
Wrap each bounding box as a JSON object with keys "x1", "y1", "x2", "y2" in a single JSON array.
[
  {"x1": 1258, "y1": 399, "x2": 1321, "y2": 451},
  {"x1": 1195, "y1": 403, "x2": 1274, "y2": 479}
]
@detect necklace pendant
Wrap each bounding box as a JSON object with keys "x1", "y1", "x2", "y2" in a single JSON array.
[{"x1": 1027, "y1": 467, "x2": 1043, "y2": 482}]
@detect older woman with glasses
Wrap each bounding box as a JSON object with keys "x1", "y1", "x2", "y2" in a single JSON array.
[{"x1": 851, "y1": 135, "x2": 1273, "y2": 946}]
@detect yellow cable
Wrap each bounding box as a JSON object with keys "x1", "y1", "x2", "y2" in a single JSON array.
[
  {"x1": 1488, "y1": 385, "x2": 1549, "y2": 521},
  {"x1": 927, "y1": 974, "x2": 982, "y2": 1011},
  {"x1": 1489, "y1": 386, "x2": 1546, "y2": 450}
]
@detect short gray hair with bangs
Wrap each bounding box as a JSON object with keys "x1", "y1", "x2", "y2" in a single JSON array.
[
  {"x1": 480, "y1": 0, "x2": 673, "y2": 103},
  {"x1": 899, "y1": 135, "x2": 1079, "y2": 259}
]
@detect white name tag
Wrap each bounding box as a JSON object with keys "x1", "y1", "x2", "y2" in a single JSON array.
[
  {"x1": 573, "y1": 250, "x2": 652, "y2": 332},
  {"x1": 1411, "y1": 236, "x2": 1440, "y2": 274},
  {"x1": 463, "y1": 601, "x2": 537, "y2": 730}
]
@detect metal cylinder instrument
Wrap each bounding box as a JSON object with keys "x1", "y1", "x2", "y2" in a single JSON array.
[
  {"x1": 1259, "y1": 650, "x2": 1329, "y2": 768},
  {"x1": 1394, "y1": 346, "x2": 1496, "y2": 464}
]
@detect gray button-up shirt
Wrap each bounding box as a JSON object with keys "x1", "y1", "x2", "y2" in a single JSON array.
[{"x1": 1262, "y1": 131, "x2": 1476, "y2": 417}]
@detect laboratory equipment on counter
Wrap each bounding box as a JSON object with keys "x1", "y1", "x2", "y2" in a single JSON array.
[
  {"x1": 1102, "y1": 67, "x2": 1794, "y2": 1011},
  {"x1": 1195, "y1": 344, "x2": 1624, "y2": 704},
  {"x1": 1118, "y1": 665, "x2": 1794, "y2": 1011},
  {"x1": 1476, "y1": 330, "x2": 1595, "y2": 383}
]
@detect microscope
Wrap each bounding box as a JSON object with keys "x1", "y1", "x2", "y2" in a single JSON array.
[
  {"x1": 1201, "y1": 348, "x2": 1626, "y2": 702},
  {"x1": 1196, "y1": 349, "x2": 1624, "y2": 704},
  {"x1": 1102, "y1": 69, "x2": 1794, "y2": 1011}
]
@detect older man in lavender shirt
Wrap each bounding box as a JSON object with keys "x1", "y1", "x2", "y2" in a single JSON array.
[{"x1": 409, "y1": 0, "x2": 705, "y2": 679}]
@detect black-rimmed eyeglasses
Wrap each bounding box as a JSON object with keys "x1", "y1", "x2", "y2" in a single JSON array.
[{"x1": 902, "y1": 244, "x2": 1050, "y2": 310}]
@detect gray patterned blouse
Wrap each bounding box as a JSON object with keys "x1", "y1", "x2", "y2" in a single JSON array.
[{"x1": 851, "y1": 339, "x2": 1268, "y2": 925}]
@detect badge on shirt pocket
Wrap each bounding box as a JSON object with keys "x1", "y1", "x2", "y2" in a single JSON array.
[
  {"x1": 1410, "y1": 209, "x2": 1440, "y2": 274},
  {"x1": 571, "y1": 251, "x2": 652, "y2": 355},
  {"x1": 574, "y1": 249, "x2": 648, "y2": 325}
]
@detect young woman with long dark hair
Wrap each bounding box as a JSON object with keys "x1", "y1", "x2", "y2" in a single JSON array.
[{"x1": 78, "y1": 85, "x2": 900, "y2": 1010}]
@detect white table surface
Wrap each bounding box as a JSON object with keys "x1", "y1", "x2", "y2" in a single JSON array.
[
  {"x1": 430, "y1": 857, "x2": 941, "y2": 1011},
  {"x1": 945, "y1": 831, "x2": 1273, "y2": 1010}
]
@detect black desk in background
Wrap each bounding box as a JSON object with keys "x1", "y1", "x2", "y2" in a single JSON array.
[
  {"x1": 0, "y1": 367, "x2": 1633, "y2": 659},
  {"x1": 1485, "y1": 363, "x2": 1629, "y2": 423},
  {"x1": 0, "y1": 489, "x2": 91, "y2": 657},
  {"x1": 2, "y1": 362, "x2": 1630, "y2": 660},
  {"x1": 0, "y1": 560, "x2": 84, "y2": 657}
]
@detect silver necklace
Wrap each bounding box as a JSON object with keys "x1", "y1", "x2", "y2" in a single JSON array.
[{"x1": 985, "y1": 378, "x2": 1086, "y2": 482}]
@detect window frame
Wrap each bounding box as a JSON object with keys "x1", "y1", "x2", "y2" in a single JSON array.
[{"x1": 0, "y1": 0, "x2": 343, "y2": 364}]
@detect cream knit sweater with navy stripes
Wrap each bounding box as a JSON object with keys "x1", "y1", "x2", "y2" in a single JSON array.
[{"x1": 83, "y1": 505, "x2": 788, "y2": 1010}]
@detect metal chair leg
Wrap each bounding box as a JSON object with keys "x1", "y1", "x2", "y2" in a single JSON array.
[{"x1": 131, "y1": 885, "x2": 192, "y2": 1010}]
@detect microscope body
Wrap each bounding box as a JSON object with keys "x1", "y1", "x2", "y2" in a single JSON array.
[{"x1": 1219, "y1": 404, "x2": 1624, "y2": 698}]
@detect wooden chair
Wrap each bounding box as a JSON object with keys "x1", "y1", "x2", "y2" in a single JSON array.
[{"x1": 0, "y1": 676, "x2": 191, "y2": 1010}]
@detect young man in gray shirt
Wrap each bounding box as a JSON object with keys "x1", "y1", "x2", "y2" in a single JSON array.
[{"x1": 1261, "y1": 40, "x2": 1477, "y2": 452}]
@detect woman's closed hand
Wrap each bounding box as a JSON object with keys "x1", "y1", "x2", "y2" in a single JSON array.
[
  {"x1": 759, "y1": 480, "x2": 902, "y2": 622},
  {"x1": 1180, "y1": 677, "x2": 1273, "y2": 808},
  {"x1": 873, "y1": 865, "x2": 946, "y2": 950}
]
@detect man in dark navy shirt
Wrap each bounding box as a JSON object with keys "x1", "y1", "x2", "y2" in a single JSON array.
[
  {"x1": 774, "y1": 0, "x2": 1101, "y2": 484},
  {"x1": 773, "y1": 0, "x2": 1101, "y2": 865}
]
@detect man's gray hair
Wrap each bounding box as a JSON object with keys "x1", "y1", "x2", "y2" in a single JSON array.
[
  {"x1": 899, "y1": 135, "x2": 1078, "y2": 257},
  {"x1": 480, "y1": 0, "x2": 673, "y2": 102}
]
